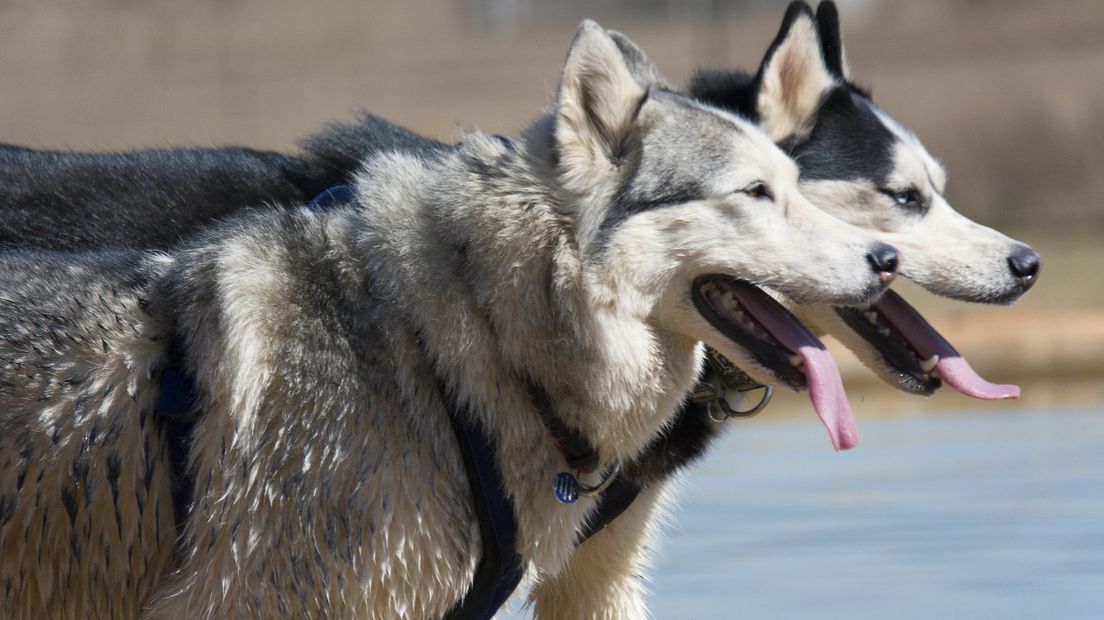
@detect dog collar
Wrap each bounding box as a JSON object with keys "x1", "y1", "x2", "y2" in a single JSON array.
[{"x1": 521, "y1": 378, "x2": 628, "y2": 505}]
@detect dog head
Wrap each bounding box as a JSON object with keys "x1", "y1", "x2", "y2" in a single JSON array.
[
  {"x1": 688, "y1": 2, "x2": 1032, "y2": 398},
  {"x1": 549, "y1": 21, "x2": 902, "y2": 448},
  {"x1": 694, "y1": 1, "x2": 1040, "y2": 303}
]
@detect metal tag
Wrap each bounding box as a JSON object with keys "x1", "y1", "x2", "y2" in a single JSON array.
[{"x1": 552, "y1": 472, "x2": 580, "y2": 504}]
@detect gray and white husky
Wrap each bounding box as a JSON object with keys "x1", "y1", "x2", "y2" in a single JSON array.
[{"x1": 0, "y1": 22, "x2": 894, "y2": 618}]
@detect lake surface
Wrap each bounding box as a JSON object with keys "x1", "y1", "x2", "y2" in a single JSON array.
[{"x1": 504, "y1": 405, "x2": 1104, "y2": 619}]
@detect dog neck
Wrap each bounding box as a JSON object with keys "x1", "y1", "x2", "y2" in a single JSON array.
[{"x1": 350, "y1": 129, "x2": 702, "y2": 468}]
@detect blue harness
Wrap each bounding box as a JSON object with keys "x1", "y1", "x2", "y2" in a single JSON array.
[{"x1": 155, "y1": 184, "x2": 639, "y2": 619}]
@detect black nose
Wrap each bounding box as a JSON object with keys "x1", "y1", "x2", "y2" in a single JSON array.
[
  {"x1": 866, "y1": 244, "x2": 899, "y2": 284},
  {"x1": 1007, "y1": 245, "x2": 1041, "y2": 290}
]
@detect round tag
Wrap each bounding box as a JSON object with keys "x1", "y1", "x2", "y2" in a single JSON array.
[{"x1": 552, "y1": 472, "x2": 580, "y2": 504}]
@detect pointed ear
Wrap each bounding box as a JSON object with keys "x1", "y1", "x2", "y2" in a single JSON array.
[
  {"x1": 755, "y1": 2, "x2": 837, "y2": 141},
  {"x1": 816, "y1": 1, "x2": 851, "y2": 80},
  {"x1": 555, "y1": 21, "x2": 648, "y2": 191},
  {"x1": 606, "y1": 29, "x2": 667, "y2": 89}
]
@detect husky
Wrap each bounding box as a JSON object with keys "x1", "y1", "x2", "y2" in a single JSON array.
[
  {"x1": 688, "y1": 1, "x2": 1040, "y2": 394},
  {"x1": 0, "y1": 22, "x2": 897, "y2": 618}
]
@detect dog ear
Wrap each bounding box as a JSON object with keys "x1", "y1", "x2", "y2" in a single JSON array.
[
  {"x1": 815, "y1": 1, "x2": 851, "y2": 80},
  {"x1": 555, "y1": 21, "x2": 648, "y2": 191},
  {"x1": 606, "y1": 29, "x2": 666, "y2": 89},
  {"x1": 755, "y1": 1, "x2": 837, "y2": 141}
]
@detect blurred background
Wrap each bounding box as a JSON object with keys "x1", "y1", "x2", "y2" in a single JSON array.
[{"x1": 1, "y1": 0, "x2": 1100, "y2": 617}]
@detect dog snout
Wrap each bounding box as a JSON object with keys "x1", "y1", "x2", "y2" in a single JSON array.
[
  {"x1": 1007, "y1": 245, "x2": 1041, "y2": 291},
  {"x1": 865, "y1": 244, "x2": 900, "y2": 285}
]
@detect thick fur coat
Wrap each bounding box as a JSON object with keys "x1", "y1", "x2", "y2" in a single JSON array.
[
  {"x1": 0, "y1": 4, "x2": 1041, "y2": 617},
  {"x1": 0, "y1": 21, "x2": 894, "y2": 617}
]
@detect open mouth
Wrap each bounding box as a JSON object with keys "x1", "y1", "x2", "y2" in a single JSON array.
[
  {"x1": 835, "y1": 290, "x2": 1019, "y2": 400},
  {"x1": 692, "y1": 275, "x2": 858, "y2": 450}
]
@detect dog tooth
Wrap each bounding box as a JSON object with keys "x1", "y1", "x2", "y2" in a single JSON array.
[
  {"x1": 878, "y1": 326, "x2": 891, "y2": 337},
  {"x1": 788, "y1": 353, "x2": 803, "y2": 367},
  {"x1": 864, "y1": 311, "x2": 879, "y2": 324},
  {"x1": 919, "y1": 354, "x2": 939, "y2": 373}
]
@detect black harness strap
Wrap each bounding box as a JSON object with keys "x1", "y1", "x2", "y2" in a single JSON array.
[
  {"x1": 155, "y1": 343, "x2": 200, "y2": 534},
  {"x1": 577, "y1": 478, "x2": 641, "y2": 544},
  {"x1": 434, "y1": 377, "x2": 525, "y2": 619}
]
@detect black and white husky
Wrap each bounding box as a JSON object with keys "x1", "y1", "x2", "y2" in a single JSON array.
[
  {"x1": 0, "y1": 22, "x2": 894, "y2": 617},
  {"x1": 688, "y1": 1, "x2": 1040, "y2": 399}
]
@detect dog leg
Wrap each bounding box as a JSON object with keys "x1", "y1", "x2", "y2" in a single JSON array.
[{"x1": 529, "y1": 482, "x2": 671, "y2": 620}]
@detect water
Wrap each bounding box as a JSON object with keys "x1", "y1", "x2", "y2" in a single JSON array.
[{"x1": 504, "y1": 406, "x2": 1104, "y2": 619}]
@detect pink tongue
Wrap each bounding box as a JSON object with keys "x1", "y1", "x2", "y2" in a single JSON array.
[
  {"x1": 730, "y1": 283, "x2": 859, "y2": 451},
  {"x1": 874, "y1": 290, "x2": 1020, "y2": 400}
]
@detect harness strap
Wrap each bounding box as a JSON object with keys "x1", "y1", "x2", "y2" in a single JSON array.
[
  {"x1": 435, "y1": 379, "x2": 525, "y2": 620},
  {"x1": 156, "y1": 344, "x2": 200, "y2": 534},
  {"x1": 305, "y1": 184, "x2": 356, "y2": 210},
  {"x1": 577, "y1": 478, "x2": 641, "y2": 544}
]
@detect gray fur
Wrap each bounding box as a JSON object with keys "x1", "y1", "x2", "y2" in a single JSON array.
[
  {"x1": 0, "y1": 251, "x2": 176, "y2": 618},
  {"x1": 0, "y1": 22, "x2": 889, "y2": 617}
]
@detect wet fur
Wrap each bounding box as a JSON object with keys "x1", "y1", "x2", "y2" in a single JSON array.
[
  {"x1": 0, "y1": 5, "x2": 1017, "y2": 614},
  {"x1": 0, "y1": 3, "x2": 1041, "y2": 615},
  {"x1": 0, "y1": 22, "x2": 889, "y2": 617},
  {"x1": 0, "y1": 251, "x2": 177, "y2": 618}
]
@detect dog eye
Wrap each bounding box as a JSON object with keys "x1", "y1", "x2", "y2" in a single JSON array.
[
  {"x1": 882, "y1": 187, "x2": 923, "y2": 211},
  {"x1": 741, "y1": 182, "x2": 774, "y2": 201}
]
